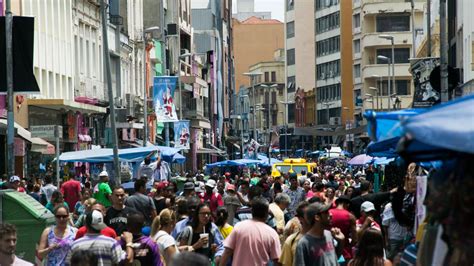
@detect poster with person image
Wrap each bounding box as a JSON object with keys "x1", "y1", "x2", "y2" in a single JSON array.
[
  {"x1": 410, "y1": 58, "x2": 441, "y2": 108},
  {"x1": 174, "y1": 120, "x2": 190, "y2": 149},
  {"x1": 153, "y1": 76, "x2": 179, "y2": 122}
]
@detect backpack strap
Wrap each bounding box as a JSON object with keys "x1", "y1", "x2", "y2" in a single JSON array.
[{"x1": 186, "y1": 226, "x2": 193, "y2": 246}]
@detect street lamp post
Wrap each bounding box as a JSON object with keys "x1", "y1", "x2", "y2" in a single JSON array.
[
  {"x1": 369, "y1": 87, "x2": 379, "y2": 110},
  {"x1": 240, "y1": 94, "x2": 249, "y2": 158},
  {"x1": 261, "y1": 84, "x2": 278, "y2": 166},
  {"x1": 377, "y1": 55, "x2": 392, "y2": 110},
  {"x1": 143, "y1": 26, "x2": 160, "y2": 147},
  {"x1": 365, "y1": 93, "x2": 375, "y2": 109},
  {"x1": 243, "y1": 72, "x2": 263, "y2": 142},
  {"x1": 322, "y1": 102, "x2": 333, "y2": 145},
  {"x1": 280, "y1": 100, "x2": 294, "y2": 158},
  {"x1": 379, "y1": 35, "x2": 396, "y2": 105}
]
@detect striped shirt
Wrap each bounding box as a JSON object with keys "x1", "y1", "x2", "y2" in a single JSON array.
[{"x1": 66, "y1": 234, "x2": 125, "y2": 266}]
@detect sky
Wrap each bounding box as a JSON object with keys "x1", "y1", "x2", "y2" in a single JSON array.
[{"x1": 192, "y1": 0, "x2": 285, "y2": 22}]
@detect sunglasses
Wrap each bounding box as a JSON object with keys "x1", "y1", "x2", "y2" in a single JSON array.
[{"x1": 55, "y1": 215, "x2": 69, "y2": 219}]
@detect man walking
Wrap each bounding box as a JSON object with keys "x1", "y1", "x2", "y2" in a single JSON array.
[
  {"x1": 106, "y1": 186, "x2": 136, "y2": 235},
  {"x1": 0, "y1": 223, "x2": 33, "y2": 265},
  {"x1": 294, "y1": 202, "x2": 345, "y2": 266},
  {"x1": 40, "y1": 175, "x2": 57, "y2": 205},
  {"x1": 61, "y1": 176, "x2": 82, "y2": 212},
  {"x1": 219, "y1": 197, "x2": 281, "y2": 266},
  {"x1": 329, "y1": 195, "x2": 357, "y2": 262},
  {"x1": 67, "y1": 210, "x2": 134, "y2": 265},
  {"x1": 284, "y1": 173, "x2": 306, "y2": 219},
  {"x1": 93, "y1": 171, "x2": 113, "y2": 208},
  {"x1": 125, "y1": 179, "x2": 157, "y2": 226}
]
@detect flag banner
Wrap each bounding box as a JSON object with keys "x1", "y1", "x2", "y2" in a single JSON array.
[
  {"x1": 153, "y1": 76, "x2": 178, "y2": 122},
  {"x1": 245, "y1": 139, "x2": 260, "y2": 159},
  {"x1": 174, "y1": 120, "x2": 190, "y2": 149}
]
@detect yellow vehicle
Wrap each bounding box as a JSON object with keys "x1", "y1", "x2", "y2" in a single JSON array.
[{"x1": 271, "y1": 158, "x2": 317, "y2": 178}]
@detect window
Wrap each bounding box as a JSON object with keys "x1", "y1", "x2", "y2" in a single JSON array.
[
  {"x1": 354, "y1": 39, "x2": 361, "y2": 54},
  {"x1": 353, "y1": 14, "x2": 360, "y2": 28},
  {"x1": 287, "y1": 76, "x2": 296, "y2": 93},
  {"x1": 316, "y1": 60, "x2": 341, "y2": 80},
  {"x1": 376, "y1": 48, "x2": 410, "y2": 64},
  {"x1": 287, "y1": 0, "x2": 294, "y2": 11},
  {"x1": 316, "y1": 0, "x2": 339, "y2": 11},
  {"x1": 379, "y1": 80, "x2": 411, "y2": 95},
  {"x1": 317, "y1": 84, "x2": 341, "y2": 102},
  {"x1": 354, "y1": 64, "x2": 361, "y2": 78},
  {"x1": 264, "y1": 72, "x2": 270, "y2": 82},
  {"x1": 376, "y1": 15, "x2": 410, "y2": 32},
  {"x1": 316, "y1": 36, "x2": 340, "y2": 56},
  {"x1": 288, "y1": 103, "x2": 295, "y2": 123},
  {"x1": 396, "y1": 80, "x2": 411, "y2": 95},
  {"x1": 315, "y1": 12, "x2": 340, "y2": 33},
  {"x1": 287, "y1": 48, "x2": 295, "y2": 65},
  {"x1": 286, "y1": 21, "x2": 295, "y2": 38},
  {"x1": 271, "y1": 71, "x2": 276, "y2": 82}
]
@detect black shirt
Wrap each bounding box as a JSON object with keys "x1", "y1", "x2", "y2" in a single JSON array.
[{"x1": 105, "y1": 206, "x2": 136, "y2": 235}]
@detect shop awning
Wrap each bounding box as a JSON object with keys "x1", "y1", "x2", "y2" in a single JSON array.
[
  {"x1": 30, "y1": 137, "x2": 55, "y2": 155},
  {"x1": 59, "y1": 146, "x2": 160, "y2": 163},
  {"x1": 197, "y1": 144, "x2": 227, "y2": 157},
  {"x1": 28, "y1": 99, "x2": 107, "y2": 113},
  {"x1": 0, "y1": 119, "x2": 32, "y2": 141}
]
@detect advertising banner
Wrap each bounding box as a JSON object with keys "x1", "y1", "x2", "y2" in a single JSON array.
[
  {"x1": 174, "y1": 120, "x2": 190, "y2": 149},
  {"x1": 245, "y1": 139, "x2": 260, "y2": 159},
  {"x1": 153, "y1": 76, "x2": 178, "y2": 122},
  {"x1": 411, "y1": 58, "x2": 440, "y2": 108}
]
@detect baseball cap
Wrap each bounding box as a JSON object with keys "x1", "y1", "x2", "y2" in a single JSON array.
[
  {"x1": 183, "y1": 182, "x2": 195, "y2": 191},
  {"x1": 360, "y1": 201, "x2": 375, "y2": 213},
  {"x1": 9, "y1": 175, "x2": 21, "y2": 183},
  {"x1": 226, "y1": 184, "x2": 236, "y2": 192},
  {"x1": 306, "y1": 202, "x2": 332, "y2": 220},
  {"x1": 86, "y1": 210, "x2": 107, "y2": 231},
  {"x1": 205, "y1": 179, "x2": 216, "y2": 188},
  {"x1": 156, "y1": 181, "x2": 169, "y2": 191},
  {"x1": 289, "y1": 173, "x2": 298, "y2": 180},
  {"x1": 224, "y1": 172, "x2": 231, "y2": 177},
  {"x1": 99, "y1": 171, "x2": 109, "y2": 177}
]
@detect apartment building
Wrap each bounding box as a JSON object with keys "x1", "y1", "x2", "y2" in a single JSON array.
[
  {"x1": 353, "y1": 0, "x2": 424, "y2": 124},
  {"x1": 284, "y1": 0, "x2": 316, "y2": 127}
]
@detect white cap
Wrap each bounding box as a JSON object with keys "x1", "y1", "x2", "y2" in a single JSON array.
[
  {"x1": 205, "y1": 179, "x2": 216, "y2": 188},
  {"x1": 361, "y1": 201, "x2": 375, "y2": 213},
  {"x1": 87, "y1": 210, "x2": 107, "y2": 231},
  {"x1": 99, "y1": 171, "x2": 109, "y2": 177},
  {"x1": 9, "y1": 175, "x2": 20, "y2": 183}
]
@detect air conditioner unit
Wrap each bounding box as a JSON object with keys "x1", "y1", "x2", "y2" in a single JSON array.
[{"x1": 329, "y1": 117, "x2": 341, "y2": 126}]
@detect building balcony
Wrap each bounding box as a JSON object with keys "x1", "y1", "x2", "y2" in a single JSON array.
[
  {"x1": 362, "y1": 32, "x2": 412, "y2": 48},
  {"x1": 361, "y1": 0, "x2": 421, "y2": 15},
  {"x1": 362, "y1": 63, "x2": 411, "y2": 79},
  {"x1": 184, "y1": 98, "x2": 204, "y2": 119}
]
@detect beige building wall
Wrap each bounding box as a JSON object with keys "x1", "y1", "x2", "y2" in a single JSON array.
[
  {"x1": 291, "y1": 1, "x2": 316, "y2": 92},
  {"x1": 355, "y1": 0, "x2": 425, "y2": 114},
  {"x1": 233, "y1": 17, "x2": 284, "y2": 93}
]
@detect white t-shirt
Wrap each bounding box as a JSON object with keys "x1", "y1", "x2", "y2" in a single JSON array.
[
  {"x1": 153, "y1": 230, "x2": 179, "y2": 263},
  {"x1": 12, "y1": 256, "x2": 34, "y2": 266},
  {"x1": 382, "y1": 203, "x2": 408, "y2": 241}
]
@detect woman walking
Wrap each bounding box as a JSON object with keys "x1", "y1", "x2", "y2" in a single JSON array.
[
  {"x1": 151, "y1": 208, "x2": 180, "y2": 266},
  {"x1": 38, "y1": 206, "x2": 77, "y2": 265},
  {"x1": 348, "y1": 228, "x2": 392, "y2": 266}
]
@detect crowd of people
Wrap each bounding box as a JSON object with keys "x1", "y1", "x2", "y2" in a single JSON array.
[{"x1": 0, "y1": 159, "x2": 418, "y2": 266}]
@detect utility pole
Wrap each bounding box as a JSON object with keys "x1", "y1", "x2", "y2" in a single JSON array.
[
  {"x1": 427, "y1": 0, "x2": 431, "y2": 57},
  {"x1": 101, "y1": 0, "x2": 121, "y2": 184},
  {"x1": 440, "y1": 0, "x2": 449, "y2": 102},
  {"x1": 5, "y1": 0, "x2": 15, "y2": 177},
  {"x1": 411, "y1": 0, "x2": 416, "y2": 58}
]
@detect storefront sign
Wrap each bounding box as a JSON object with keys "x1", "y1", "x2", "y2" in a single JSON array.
[
  {"x1": 174, "y1": 120, "x2": 190, "y2": 149},
  {"x1": 153, "y1": 76, "x2": 178, "y2": 122},
  {"x1": 30, "y1": 125, "x2": 62, "y2": 141}
]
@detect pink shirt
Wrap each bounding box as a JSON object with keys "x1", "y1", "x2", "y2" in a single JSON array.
[
  {"x1": 60, "y1": 179, "x2": 82, "y2": 212},
  {"x1": 224, "y1": 219, "x2": 281, "y2": 266}
]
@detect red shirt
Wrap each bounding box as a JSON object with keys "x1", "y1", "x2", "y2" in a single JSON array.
[
  {"x1": 61, "y1": 179, "x2": 82, "y2": 212},
  {"x1": 330, "y1": 208, "x2": 353, "y2": 259},
  {"x1": 200, "y1": 192, "x2": 223, "y2": 215},
  {"x1": 75, "y1": 226, "x2": 117, "y2": 240}
]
